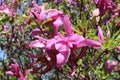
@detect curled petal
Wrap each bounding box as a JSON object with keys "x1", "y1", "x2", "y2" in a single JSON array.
[
  {"x1": 63, "y1": 15, "x2": 74, "y2": 35},
  {"x1": 29, "y1": 40, "x2": 45, "y2": 48},
  {"x1": 78, "y1": 39, "x2": 101, "y2": 49},
  {"x1": 6, "y1": 71, "x2": 14, "y2": 76},
  {"x1": 30, "y1": 28, "x2": 41, "y2": 36},
  {"x1": 53, "y1": 17, "x2": 63, "y2": 34}
]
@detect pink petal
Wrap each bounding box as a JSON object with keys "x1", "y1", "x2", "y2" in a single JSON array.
[
  {"x1": 98, "y1": 26, "x2": 104, "y2": 44},
  {"x1": 29, "y1": 40, "x2": 45, "y2": 48},
  {"x1": 45, "y1": 9, "x2": 63, "y2": 19},
  {"x1": 30, "y1": 28, "x2": 41, "y2": 36},
  {"x1": 0, "y1": 8, "x2": 10, "y2": 14},
  {"x1": 68, "y1": 33, "x2": 85, "y2": 48},
  {"x1": 56, "y1": 51, "x2": 70, "y2": 67},
  {"x1": 78, "y1": 39, "x2": 101, "y2": 49},
  {"x1": 6, "y1": 71, "x2": 14, "y2": 76},
  {"x1": 53, "y1": 17, "x2": 63, "y2": 34},
  {"x1": 55, "y1": 41, "x2": 69, "y2": 53},
  {"x1": 46, "y1": 39, "x2": 56, "y2": 49},
  {"x1": 63, "y1": 15, "x2": 74, "y2": 35}
]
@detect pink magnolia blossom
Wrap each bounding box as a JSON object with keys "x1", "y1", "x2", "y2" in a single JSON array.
[
  {"x1": 30, "y1": 33, "x2": 101, "y2": 67},
  {"x1": 94, "y1": 0, "x2": 117, "y2": 15},
  {"x1": 0, "y1": 2, "x2": 16, "y2": 17},
  {"x1": 31, "y1": 2, "x2": 63, "y2": 22},
  {"x1": 98, "y1": 26, "x2": 104, "y2": 44},
  {"x1": 31, "y1": 2, "x2": 63, "y2": 35},
  {"x1": 105, "y1": 60, "x2": 118, "y2": 73},
  {"x1": 6, "y1": 63, "x2": 28, "y2": 80},
  {"x1": 29, "y1": 15, "x2": 101, "y2": 67},
  {"x1": 29, "y1": 14, "x2": 101, "y2": 76},
  {"x1": 31, "y1": 2, "x2": 46, "y2": 22}
]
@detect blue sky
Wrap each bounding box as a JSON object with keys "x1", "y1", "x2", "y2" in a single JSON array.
[{"x1": 0, "y1": 48, "x2": 7, "y2": 60}]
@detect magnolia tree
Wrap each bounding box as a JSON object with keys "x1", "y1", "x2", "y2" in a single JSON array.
[{"x1": 0, "y1": 0, "x2": 120, "y2": 80}]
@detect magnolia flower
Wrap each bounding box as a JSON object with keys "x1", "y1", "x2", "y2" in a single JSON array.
[
  {"x1": 98, "y1": 26, "x2": 104, "y2": 44},
  {"x1": 31, "y1": 2, "x2": 63, "y2": 22},
  {"x1": 31, "y1": 2, "x2": 46, "y2": 22},
  {"x1": 29, "y1": 15, "x2": 101, "y2": 67},
  {"x1": 105, "y1": 60, "x2": 118, "y2": 73},
  {"x1": 0, "y1": 2, "x2": 17, "y2": 17},
  {"x1": 94, "y1": 0, "x2": 117, "y2": 15},
  {"x1": 30, "y1": 33, "x2": 101, "y2": 67},
  {"x1": 31, "y1": 2, "x2": 63, "y2": 35},
  {"x1": 6, "y1": 63, "x2": 28, "y2": 80},
  {"x1": 29, "y1": 14, "x2": 101, "y2": 77}
]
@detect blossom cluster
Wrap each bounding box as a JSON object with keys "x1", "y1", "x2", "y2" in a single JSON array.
[{"x1": 0, "y1": 0, "x2": 120, "y2": 79}]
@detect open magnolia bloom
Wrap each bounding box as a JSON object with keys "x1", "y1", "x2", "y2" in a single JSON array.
[{"x1": 29, "y1": 15, "x2": 101, "y2": 69}]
